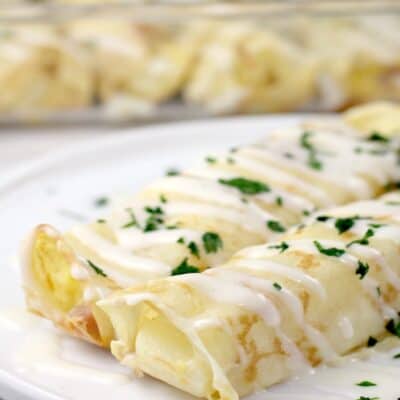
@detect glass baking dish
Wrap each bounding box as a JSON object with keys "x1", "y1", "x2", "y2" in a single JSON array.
[{"x1": 0, "y1": 0, "x2": 400, "y2": 125}]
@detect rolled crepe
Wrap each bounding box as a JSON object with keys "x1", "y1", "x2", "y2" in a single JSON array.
[
  {"x1": 22, "y1": 118, "x2": 400, "y2": 346},
  {"x1": 0, "y1": 25, "x2": 93, "y2": 113},
  {"x1": 184, "y1": 22, "x2": 316, "y2": 114},
  {"x1": 95, "y1": 191, "x2": 400, "y2": 400},
  {"x1": 64, "y1": 19, "x2": 196, "y2": 105}
]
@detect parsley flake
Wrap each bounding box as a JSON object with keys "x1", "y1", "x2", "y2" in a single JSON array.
[
  {"x1": 347, "y1": 228, "x2": 374, "y2": 247},
  {"x1": 267, "y1": 220, "x2": 286, "y2": 233},
  {"x1": 367, "y1": 131, "x2": 389, "y2": 143},
  {"x1": 268, "y1": 241, "x2": 289, "y2": 253},
  {"x1": 356, "y1": 397, "x2": 380, "y2": 400},
  {"x1": 275, "y1": 196, "x2": 283, "y2": 206},
  {"x1": 206, "y1": 156, "x2": 217, "y2": 164},
  {"x1": 97, "y1": 219, "x2": 106, "y2": 224},
  {"x1": 188, "y1": 241, "x2": 200, "y2": 258},
  {"x1": 355, "y1": 261, "x2": 369, "y2": 280},
  {"x1": 314, "y1": 241, "x2": 345, "y2": 257},
  {"x1": 356, "y1": 381, "x2": 377, "y2": 387},
  {"x1": 94, "y1": 196, "x2": 109, "y2": 207},
  {"x1": 300, "y1": 131, "x2": 323, "y2": 170},
  {"x1": 87, "y1": 260, "x2": 107, "y2": 277},
  {"x1": 393, "y1": 353, "x2": 400, "y2": 359},
  {"x1": 335, "y1": 217, "x2": 355, "y2": 234},
  {"x1": 316, "y1": 215, "x2": 330, "y2": 222},
  {"x1": 171, "y1": 258, "x2": 200, "y2": 276},
  {"x1": 202, "y1": 232, "x2": 223, "y2": 253},
  {"x1": 160, "y1": 194, "x2": 167, "y2": 203},
  {"x1": 122, "y1": 208, "x2": 139, "y2": 229},
  {"x1": 367, "y1": 336, "x2": 378, "y2": 347},
  {"x1": 218, "y1": 177, "x2": 270, "y2": 195},
  {"x1": 273, "y1": 282, "x2": 282, "y2": 291},
  {"x1": 177, "y1": 237, "x2": 185, "y2": 244},
  {"x1": 386, "y1": 319, "x2": 400, "y2": 337},
  {"x1": 166, "y1": 168, "x2": 180, "y2": 176}
]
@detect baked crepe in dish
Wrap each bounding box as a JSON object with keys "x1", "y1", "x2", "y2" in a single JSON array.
[
  {"x1": 184, "y1": 22, "x2": 316, "y2": 114},
  {"x1": 22, "y1": 118, "x2": 400, "y2": 346},
  {"x1": 0, "y1": 25, "x2": 93, "y2": 113},
  {"x1": 94, "y1": 191, "x2": 400, "y2": 400}
]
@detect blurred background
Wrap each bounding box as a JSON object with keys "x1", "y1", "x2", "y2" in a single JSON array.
[{"x1": 2, "y1": 0, "x2": 400, "y2": 169}]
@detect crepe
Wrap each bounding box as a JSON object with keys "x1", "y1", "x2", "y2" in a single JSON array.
[
  {"x1": 64, "y1": 19, "x2": 196, "y2": 107},
  {"x1": 21, "y1": 117, "x2": 400, "y2": 346},
  {"x1": 184, "y1": 22, "x2": 316, "y2": 114},
  {"x1": 94, "y1": 191, "x2": 400, "y2": 399},
  {"x1": 344, "y1": 101, "x2": 400, "y2": 137},
  {"x1": 0, "y1": 25, "x2": 93, "y2": 114}
]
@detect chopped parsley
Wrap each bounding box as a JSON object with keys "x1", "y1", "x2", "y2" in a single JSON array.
[
  {"x1": 356, "y1": 397, "x2": 379, "y2": 400},
  {"x1": 273, "y1": 282, "x2": 282, "y2": 291},
  {"x1": 393, "y1": 353, "x2": 400, "y2": 359},
  {"x1": 171, "y1": 258, "x2": 200, "y2": 276},
  {"x1": 355, "y1": 261, "x2": 369, "y2": 280},
  {"x1": 206, "y1": 156, "x2": 217, "y2": 164},
  {"x1": 303, "y1": 209, "x2": 311, "y2": 216},
  {"x1": 335, "y1": 217, "x2": 355, "y2": 234},
  {"x1": 94, "y1": 196, "x2": 109, "y2": 207},
  {"x1": 369, "y1": 223, "x2": 384, "y2": 229},
  {"x1": 367, "y1": 131, "x2": 389, "y2": 143},
  {"x1": 275, "y1": 196, "x2": 283, "y2": 206},
  {"x1": 347, "y1": 228, "x2": 374, "y2": 247},
  {"x1": 160, "y1": 194, "x2": 167, "y2": 203},
  {"x1": 356, "y1": 381, "x2": 377, "y2": 387},
  {"x1": 188, "y1": 241, "x2": 200, "y2": 258},
  {"x1": 143, "y1": 206, "x2": 164, "y2": 232},
  {"x1": 386, "y1": 201, "x2": 400, "y2": 206},
  {"x1": 314, "y1": 241, "x2": 345, "y2": 257},
  {"x1": 268, "y1": 241, "x2": 289, "y2": 253},
  {"x1": 218, "y1": 177, "x2": 270, "y2": 195},
  {"x1": 376, "y1": 286, "x2": 381, "y2": 297},
  {"x1": 87, "y1": 260, "x2": 107, "y2": 277},
  {"x1": 202, "y1": 232, "x2": 223, "y2": 253},
  {"x1": 177, "y1": 237, "x2": 185, "y2": 244},
  {"x1": 122, "y1": 208, "x2": 140, "y2": 229},
  {"x1": 97, "y1": 219, "x2": 106, "y2": 224},
  {"x1": 316, "y1": 215, "x2": 330, "y2": 222},
  {"x1": 300, "y1": 131, "x2": 323, "y2": 170},
  {"x1": 386, "y1": 319, "x2": 400, "y2": 337},
  {"x1": 367, "y1": 336, "x2": 378, "y2": 347},
  {"x1": 266, "y1": 220, "x2": 286, "y2": 233},
  {"x1": 166, "y1": 168, "x2": 180, "y2": 176}
]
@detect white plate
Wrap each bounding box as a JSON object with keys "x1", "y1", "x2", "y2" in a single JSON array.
[{"x1": 0, "y1": 116, "x2": 398, "y2": 400}]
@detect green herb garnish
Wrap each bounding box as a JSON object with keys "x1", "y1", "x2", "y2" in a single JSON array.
[
  {"x1": 300, "y1": 131, "x2": 323, "y2": 170},
  {"x1": 275, "y1": 196, "x2": 283, "y2": 206},
  {"x1": 160, "y1": 194, "x2": 167, "y2": 203},
  {"x1": 386, "y1": 319, "x2": 400, "y2": 337},
  {"x1": 143, "y1": 206, "x2": 164, "y2": 232},
  {"x1": 268, "y1": 241, "x2": 289, "y2": 253},
  {"x1": 393, "y1": 353, "x2": 400, "y2": 359},
  {"x1": 356, "y1": 397, "x2": 379, "y2": 400},
  {"x1": 314, "y1": 241, "x2": 345, "y2": 257},
  {"x1": 95, "y1": 196, "x2": 109, "y2": 207},
  {"x1": 166, "y1": 168, "x2": 180, "y2": 176},
  {"x1": 122, "y1": 208, "x2": 139, "y2": 229},
  {"x1": 202, "y1": 232, "x2": 223, "y2": 253},
  {"x1": 335, "y1": 217, "x2": 355, "y2": 234},
  {"x1": 87, "y1": 260, "x2": 107, "y2": 277},
  {"x1": 177, "y1": 237, "x2": 185, "y2": 244},
  {"x1": 188, "y1": 241, "x2": 200, "y2": 258},
  {"x1": 97, "y1": 219, "x2": 106, "y2": 224},
  {"x1": 206, "y1": 156, "x2": 217, "y2": 164},
  {"x1": 347, "y1": 228, "x2": 374, "y2": 247},
  {"x1": 367, "y1": 131, "x2": 389, "y2": 143},
  {"x1": 316, "y1": 215, "x2": 330, "y2": 222},
  {"x1": 355, "y1": 261, "x2": 369, "y2": 280},
  {"x1": 218, "y1": 177, "x2": 270, "y2": 195},
  {"x1": 356, "y1": 381, "x2": 377, "y2": 387},
  {"x1": 266, "y1": 220, "x2": 286, "y2": 233},
  {"x1": 367, "y1": 336, "x2": 378, "y2": 347},
  {"x1": 171, "y1": 258, "x2": 200, "y2": 276},
  {"x1": 273, "y1": 282, "x2": 282, "y2": 291}
]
